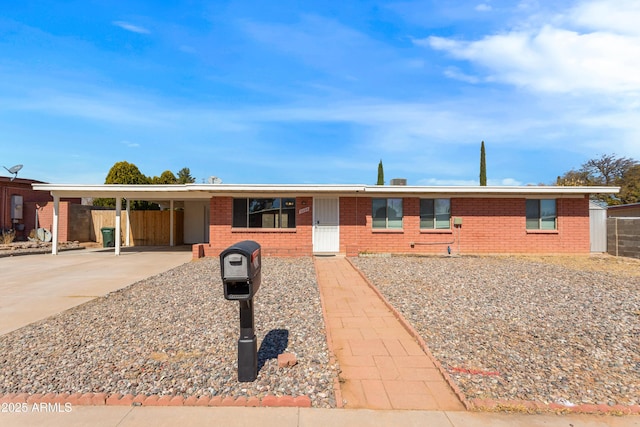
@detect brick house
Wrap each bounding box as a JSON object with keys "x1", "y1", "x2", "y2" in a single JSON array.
[
  {"x1": 33, "y1": 183, "x2": 618, "y2": 257},
  {"x1": 0, "y1": 177, "x2": 80, "y2": 240}
]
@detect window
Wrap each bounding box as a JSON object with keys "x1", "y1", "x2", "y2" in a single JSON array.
[
  {"x1": 372, "y1": 198, "x2": 403, "y2": 229},
  {"x1": 526, "y1": 199, "x2": 556, "y2": 230},
  {"x1": 420, "y1": 199, "x2": 451, "y2": 229},
  {"x1": 232, "y1": 198, "x2": 296, "y2": 228}
]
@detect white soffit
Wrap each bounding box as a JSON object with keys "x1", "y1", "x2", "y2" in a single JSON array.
[{"x1": 32, "y1": 183, "x2": 620, "y2": 199}]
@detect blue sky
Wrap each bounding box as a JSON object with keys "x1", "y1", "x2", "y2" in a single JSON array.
[{"x1": 1, "y1": 0, "x2": 639, "y2": 185}]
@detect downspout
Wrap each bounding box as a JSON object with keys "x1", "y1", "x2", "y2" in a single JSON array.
[
  {"x1": 52, "y1": 194, "x2": 59, "y2": 255},
  {"x1": 170, "y1": 199, "x2": 174, "y2": 246},
  {"x1": 355, "y1": 190, "x2": 358, "y2": 256},
  {"x1": 2, "y1": 186, "x2": 5, "y2": 230},
  {"x1": 125, "y1": 199, "x2": 131, "y2": 247},
  {"x1": 115, "y1": 197, "x2": 121, "y2": 256}
]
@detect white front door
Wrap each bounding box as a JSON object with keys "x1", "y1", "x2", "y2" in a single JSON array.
[{"x1": 313, "y1": 198, "x2": 339, "y2": 253}]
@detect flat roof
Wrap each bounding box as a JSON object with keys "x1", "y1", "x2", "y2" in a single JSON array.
[
  {"x1": 32, "y1": 183, "x2": 620, "y2": 200},
  {"x1": 608, "y1": 202, "x2": 640, "y2": 210}
]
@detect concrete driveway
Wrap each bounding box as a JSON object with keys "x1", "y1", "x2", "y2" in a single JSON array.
[{"x1": 0, "y1": 246, "x2": 193, "y2": 335}]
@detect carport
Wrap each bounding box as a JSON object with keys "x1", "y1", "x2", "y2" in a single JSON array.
[{"x1": 32, "y1": 184, "x2": 214, "y2": 255}]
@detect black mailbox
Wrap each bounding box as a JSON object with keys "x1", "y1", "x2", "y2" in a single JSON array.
[
  {"x1": 219, "y1": 240, "x2": 262, "y2": 382},
  {"x1": 220, "y1": 240, "x2": 261, "y2": 300}
]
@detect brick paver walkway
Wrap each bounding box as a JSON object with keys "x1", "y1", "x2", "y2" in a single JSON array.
[{"x1": 314, "y1": 256, "x2": 465, "y2": 411}]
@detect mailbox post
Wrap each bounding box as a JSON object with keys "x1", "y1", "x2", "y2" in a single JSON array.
[{"x1": 220, "y1": 240, "x2": 261, "y2": 382}]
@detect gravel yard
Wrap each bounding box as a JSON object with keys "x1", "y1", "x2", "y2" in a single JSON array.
[
  {"x1": 351, "y1": 255, "x2": 640, "y2": 407},
  {"x1": 0, "y1": 257, "x2": 338, "y2": 407}
]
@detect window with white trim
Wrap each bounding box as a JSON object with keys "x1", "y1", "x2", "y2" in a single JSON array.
[
  {"x1": 526, "y1": 199, "x2": 556, "y2": 230},
  {"x1": 232, "y1": 198, "x2": 296, "y2": 228},
  {"x1": 420, "y1": 199, "x2": 451, "y2": 229},
  {"x1": 372, "y1": 198, "x2": 403, "y2": 229}
]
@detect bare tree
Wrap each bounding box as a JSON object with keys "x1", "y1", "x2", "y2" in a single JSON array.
[{"x1": 582, "y1": 154, "x2": 637, "y2": 185}]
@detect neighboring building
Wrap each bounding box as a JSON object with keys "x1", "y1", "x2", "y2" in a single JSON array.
[
  {"x1": 0, "y1": 177, "x2": 59, "y2": 240},
  {"x1": 608, "y1": 202, "x2": 640, "y2": 218},
  {"x1": 33, "y1": 183, "x2": 619, "y2": 257}
]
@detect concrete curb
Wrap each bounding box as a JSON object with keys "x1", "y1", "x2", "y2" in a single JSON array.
[
  {"x1": 0, "y1": 392, "x2": 312, "y2": 408},
  {"x1": 346, "y1": 257, "x2": 640, "y2": 416},
  {"x1": 469, "y1": 398, "x2": 640, "y2": 415}
]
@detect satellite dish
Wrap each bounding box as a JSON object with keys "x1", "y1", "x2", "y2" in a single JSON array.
[
  {"x1": 37, "y1": 228, "x2": 52, "y2": 242},
  {"x1": 208, "y1": 176, "x2": 222, "y2": 184},
  {"x1": 3, "y1": 164, "x2": 23, "y2": 181}
]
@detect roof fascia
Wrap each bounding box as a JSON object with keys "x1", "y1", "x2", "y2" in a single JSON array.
[
  {"x1": 32, "y1": 183, "x2": 620, "y2": 199},
  {"x1": 361, "y1": 185, "x2": 620, "y2": 197}
]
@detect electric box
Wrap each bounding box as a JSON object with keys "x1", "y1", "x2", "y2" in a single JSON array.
[{"x1": 11, "y1": 195, "x2": 23, "y2": 220}]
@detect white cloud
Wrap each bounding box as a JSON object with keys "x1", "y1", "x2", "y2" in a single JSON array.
[
  {"x1": 416, "y1": 178, "x2": 479, "y2": 186},
  {"x1": 12, "y1": 92, "x2": 162, "y2": 125},
  {"x1": 419, "y1": 1, "x2": 640, "y2": 95},
  {"x1": 475, "y1": 4, "x2": 492, "y2": 12},
  {"x1": 569, "y1": 0, "x2": 640, "y2": 36},
  {"x1": 112, "y1": 21, "x2": 150, "y2": 34},
  {"x1": 489, "y1": 178, "x2": 525, "y2": 186},
  {"x1": 121, "y1": 140, "x2": 140, "y2": 148},
  {"x1": 443, "y1": 66, "x2": 480, "y2": 84},
  {"x1": 415, "y1": 177, "x2": 524, "y2": 186}
]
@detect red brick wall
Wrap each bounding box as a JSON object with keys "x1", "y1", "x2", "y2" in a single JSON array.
[
  {"x1": 37, "y1": 201, "x2": 71, "y2": 242},
  {"x1": 0, "y1": 181, "x2": 52, "y2": 233},
  {"x1": 340, "y1": 196, "x2": 590, "y2": 256},
  {"x1": 196, "y1": 196, "x2": 314, "y2": 258},
  {"x1": 195, "y1": 195, "x2": 590, "y2": 258}
]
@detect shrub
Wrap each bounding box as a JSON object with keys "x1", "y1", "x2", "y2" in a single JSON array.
[{"x1": 1, "y1": 229, "x2": 15, "y2": 244}]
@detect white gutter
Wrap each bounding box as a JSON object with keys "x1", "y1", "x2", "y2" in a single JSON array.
[
  {"x1": 33, "y1": 183, "x2": 619, "y2": 197},
  {"x1": 361, "y1": 185, "x2": 620, "y2": 197}
]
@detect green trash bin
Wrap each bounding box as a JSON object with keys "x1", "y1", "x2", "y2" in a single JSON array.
[{"x1": 101, "y1": 227, "x2": 116, "y2": 248}]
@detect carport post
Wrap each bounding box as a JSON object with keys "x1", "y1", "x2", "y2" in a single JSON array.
[
  {"x1": 125, "y1": 199, "x2": 131, "y2": 247},
  {"x1": 115, "y1": 197, "x2": 122, "y2": 256},
  {"x1": 52, "y1": 194, "x2": 59, "y2": 255},
  {"x1": 170, "y1": 199, "x2": 174, "y2": 247}
]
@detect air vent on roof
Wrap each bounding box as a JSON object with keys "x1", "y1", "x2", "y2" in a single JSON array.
[{"x1": 390, "y1": 178, "x2": 407, "y2": 186}]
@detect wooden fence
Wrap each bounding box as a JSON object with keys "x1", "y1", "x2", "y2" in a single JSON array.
[{"x1": 91, "y1": 210, "x2": 184, "y2": 246}]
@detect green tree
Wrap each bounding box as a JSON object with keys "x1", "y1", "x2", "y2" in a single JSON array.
[
  {"x1": 556, "y1": 153, "x2": 639, "y2": 205},
  {"x1": 94, "y1": 161, "x2": 155, "y2": 209},
  {"x1": 104, "y1": 161, "x2": 149, "y2": 185},
  {"x1": 556, "y1": 169, "x2": 592, "y2": 186},
  {"x1": 177, "y1": 167, "x2": 196, "y2": 184},
  {"x1": 618, "y1": 164, "x2": 640, "y2": 204},
  {"x1": 152, "y1": 170, "x2": 178, "y2": 184},
  {"x1": 479, "y1": 141, "x2": 487, "y2": 186},
  {"x1": 377, "y1": 160, "x2": 384, "y2": 185}
]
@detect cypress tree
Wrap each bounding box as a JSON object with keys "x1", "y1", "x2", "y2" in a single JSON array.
[
  {"x1": 377, "y1": 160, "x2": 384, "y2": 185},
  {"x1": 480, "y1": 141, "x2": 487, "y2": 186}
]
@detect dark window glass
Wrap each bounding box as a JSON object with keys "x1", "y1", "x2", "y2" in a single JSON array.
[
  {"x1": 372, "y1": 198, "x2": 403, "y2": 229},
  {"x1": 232, "y1": 198, "x2": 247, "y2": 228},
  {"x1": 526, "y1": 199, "x2": 556, "y2": 230},
  {"x1": 233, "y1": 198, "x2": 296, "y2": 228}
]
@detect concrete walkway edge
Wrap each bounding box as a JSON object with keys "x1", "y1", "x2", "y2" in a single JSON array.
[
  {"x1": 344, "y1": 257, "x2": 472, "y2": 410},
  {"x1": 343, "y1": 257, "x2": 640, "y2": 416},
  {"x1": 313, "y1": 256, "x2": 345, "y2": 409}
]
